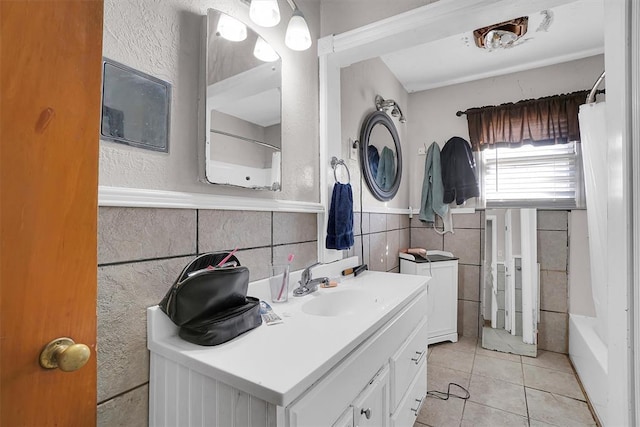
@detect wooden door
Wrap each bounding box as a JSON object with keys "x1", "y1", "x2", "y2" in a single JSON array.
[{"x1": 1, "y1": 1, "x2": 103, "y2": 425}]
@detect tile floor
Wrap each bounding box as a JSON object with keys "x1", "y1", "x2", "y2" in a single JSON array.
[{"x1": 414, "y1": 337, "x2": 599, "y2": 427}]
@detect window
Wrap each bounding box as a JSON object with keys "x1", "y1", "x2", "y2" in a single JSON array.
[{"x1": 479, "y1": 141, "x2": 585, "y2": 209}]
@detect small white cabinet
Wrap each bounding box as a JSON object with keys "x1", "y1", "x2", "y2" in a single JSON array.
[{"x1": 400, "y1": 251, "x2": 458, "y2": 345}]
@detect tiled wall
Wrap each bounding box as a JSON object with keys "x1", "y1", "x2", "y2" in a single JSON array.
[
  {"x1": 96, "y1": 206, "x2": 569, "y2": 425},
  {"x1": 96, "y1": 207, "x2": 318, "y2": 426},
  {"x1": 410, "y1": 212, "x2": 484, "y2": 338},
  {"x1": 346, "y1": 212, "x2": 411, "y2": 273},
  {"x1": 409, "y1": 210, "x2": 571, "y2": 353},
  {"x1": 536, "y1": 210, "x2": 570, "y2": 353}
]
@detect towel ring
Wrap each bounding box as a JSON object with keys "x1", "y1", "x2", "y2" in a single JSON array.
[{"x1": 330, "y1": 156, "x2": 351, "y2": 184}]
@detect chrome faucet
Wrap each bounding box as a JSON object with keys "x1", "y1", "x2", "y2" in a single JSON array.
[{"x1": 293, "y1": 262, "x2": 329, "y2": 297}]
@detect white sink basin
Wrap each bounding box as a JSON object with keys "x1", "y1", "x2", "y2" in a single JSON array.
[{"x1": 301, "y1": 289, "x2": 386, "y2": 317}]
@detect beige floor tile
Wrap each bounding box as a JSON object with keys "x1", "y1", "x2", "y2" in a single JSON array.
[
  {"x1": 529, "y1": 420, "x2": 559, "y2": 427},
  {"x1": 461, "y1": 401, "x2": 528, "y2": 427},
  {"x1": 472, "y1": 354, "x2": 523, "y2": 385},
  {"x1": 429, "y1": 346, "x2": 475, "y2": 373},
  {"x1": 521, "y1": 350, "x2": 573, "y2": 373},
  {"x1": 523, "y1": 364, "x2": 585, "y2": 400},
  {"x1": 417, "y1": 394, "x2": 465, "y2": 427},
  {"x1": 475, "y1": 344, "x2": 522, "y2": 363},
  {"x1": 526, "y1": 387, "x2": 596, "y2": 426},
  {"x1": 432, "y1": 335, "x2": 478, "y2": 354},
  {"x1": 428, "y1": 364, "x2": 472, "y2": 391},
  {"x1": 467, "y1": 374, "x2": 527, "y2": 416}
]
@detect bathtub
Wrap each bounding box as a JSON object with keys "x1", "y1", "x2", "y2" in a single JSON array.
[{"x1": 569, "y1": 314, "x2": 607, "y2": 425}]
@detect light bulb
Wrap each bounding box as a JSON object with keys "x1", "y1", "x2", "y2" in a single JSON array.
[
  {"x1": 216, "y1": 13, "x2": 247, "y2": 42},
  {"x1": 254, "y1": 36, "x2": 280, "y2": 62},
  {"x1": 483, "y1": 29, "x2": 517, "y2": 50},
  {"x1": 250, "y1": 0, "x2": 281, "y2": 28},
  {"x1": 285, "y1": 9, "x2": 311, "y2": 51}
]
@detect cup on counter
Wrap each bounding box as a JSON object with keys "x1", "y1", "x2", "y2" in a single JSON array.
[{"x1": 269, "y1": 264, "x2": 290, "y2": 303}]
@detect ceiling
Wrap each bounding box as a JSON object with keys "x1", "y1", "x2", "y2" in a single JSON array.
[{"x1": 380, "y1": 0, "x2": 604, "y2": 93}]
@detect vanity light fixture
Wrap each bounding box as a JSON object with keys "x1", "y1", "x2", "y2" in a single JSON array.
[
  {"x1": 216, "y1": 13, "x2": 247, "y2": 41},
  {"x1": 248, "y1": 0, "x2": 311, "y2": 51},
  {"x1": 249, "y1": 0, "x2": 280, "y2": 27},
  {"x1": 375, "y1": 95, "x2": 407, "y2": 124},
  {"x1": 253, "y1": 36, "x2": 280, "y2": 62},
  {"x1": 473, "y1": 16, "x2": 528, "y2": 50}
]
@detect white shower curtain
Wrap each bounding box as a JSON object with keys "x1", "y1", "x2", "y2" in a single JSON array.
[{"x1": 578, "y1": 102, "x2": 608, "y2": 344}]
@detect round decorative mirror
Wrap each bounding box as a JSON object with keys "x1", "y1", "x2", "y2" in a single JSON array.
[{"x1": 359, "y1": 110, "x2": 403, "y2": 201}]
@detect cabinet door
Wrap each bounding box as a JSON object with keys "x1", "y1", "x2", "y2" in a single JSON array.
[
  {"x1": 353, "y1": 365, "x2": 390, "y2": 427},
  {"x1": 332, "y1": 407, "x2": 354, "y2": 427},
  {"x1": 426, "y1": 261, "x2": 458, "y2": 341}
]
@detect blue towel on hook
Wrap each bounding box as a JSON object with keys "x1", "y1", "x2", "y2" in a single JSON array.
[{"x1": 326, "y1": 183, "x2": 354, "y2": 250}]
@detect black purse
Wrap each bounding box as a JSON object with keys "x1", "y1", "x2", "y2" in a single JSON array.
[{"x1": 159, "y1": 252, "x2": 262, "y2": 346}]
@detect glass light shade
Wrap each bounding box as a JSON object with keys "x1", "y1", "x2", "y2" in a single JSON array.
[
  {"x1": 483, "y1": 29, "x2": 518, "y2": 50},
  {"x1": 216, "y1": 14, "x2": 247, "y2": 42},
  {"x1": 253, "y1": 37, "x2": 280, "y2": 62},
  {"x1": 285, "y1": 10, "x2": 311, "y2": 51},
  {"x1": 249, "y1": 0, "x2": 281, "y2": 28}
]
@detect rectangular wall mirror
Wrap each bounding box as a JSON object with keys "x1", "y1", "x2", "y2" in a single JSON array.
[
  {"x1": 101, "y1": 58, "x2": 171, "y2": 152},
  {"x1": 482, "y1": 208, "x2": 539, "y2": 357},
  {"x1": 203, "y1": 9, "x2": 282, "y2": 191}
]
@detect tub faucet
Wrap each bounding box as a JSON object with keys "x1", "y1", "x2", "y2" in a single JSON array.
[{"x1": 293, "y1": 262, "x2": 329, "y2": 297}]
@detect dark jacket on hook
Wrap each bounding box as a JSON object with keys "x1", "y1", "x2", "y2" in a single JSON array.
[{"x1": 440, "y1": 136, "x2": 479, "y2": 205}]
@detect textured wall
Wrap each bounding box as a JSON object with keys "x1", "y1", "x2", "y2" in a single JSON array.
[
  {"x1": 101, "y1": 0, "x2": 320, "y2": 203},
  {"x1": 96, "y1": 207, "x2": 318, "y2": 426},
  {"x1": 407, "y1": 55, "x2": 605, "y2": 210},
  {"x1": 340, "y1": 57, "x2": 410, "y2": 210}
]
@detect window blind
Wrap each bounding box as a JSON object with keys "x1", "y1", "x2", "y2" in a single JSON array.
[{"x1": 481, "y1": 141, "x2": 584, "y2": 208}]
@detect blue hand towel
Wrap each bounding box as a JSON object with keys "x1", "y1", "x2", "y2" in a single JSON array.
[{"x1": 326, "y1": 183, "x2": 354, "y2": 250}]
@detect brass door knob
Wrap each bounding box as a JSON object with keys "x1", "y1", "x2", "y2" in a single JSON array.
[{"x1": 39, "y1": 337, "x2": 91, "y2": 372}]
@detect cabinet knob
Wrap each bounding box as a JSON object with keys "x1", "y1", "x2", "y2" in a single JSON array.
[{"x1": 361, "y1": 408, "x2": 371, "y2": 419}]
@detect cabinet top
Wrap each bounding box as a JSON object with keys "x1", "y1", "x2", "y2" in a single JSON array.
[
  {"x1": 147, "y1": 261, "x2": 428, "y2": 407},
  {"x1": 399, "y1": 252, "x2": 458, "y2": 263}
]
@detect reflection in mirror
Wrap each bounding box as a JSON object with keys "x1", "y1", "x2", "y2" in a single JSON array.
[
  {"x1": 101, "y1": 59, "x2": 171, "y2": 152},
  {"x1": 205, "y1": 9, "x2": 282, "y2": 191},
  {"x1": 359, "y1": 111, "x2": 402, "y2": 201},
  {"x1": 482, "y1": 208, "x2": 539, "y2": 357}
]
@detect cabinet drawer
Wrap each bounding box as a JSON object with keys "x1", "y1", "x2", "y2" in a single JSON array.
[
  {"x1": 389, "y1": 317, "x2": 428, "y2": 411},
  {"x1": 390, "y1": 360, "x2": 426, "y2": 427}
]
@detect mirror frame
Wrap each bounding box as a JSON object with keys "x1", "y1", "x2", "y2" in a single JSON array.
[
  {"x1": 203, "y1": 8, "x2": 283, "y2": 191},
  {"x1": 100, "y1": 58, "x2": 171, "y2": 152},
  {"x1": 358, "y1": 110, "x2": 403, "y2": 201}
]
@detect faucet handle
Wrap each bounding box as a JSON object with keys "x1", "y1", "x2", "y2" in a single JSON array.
[{"x1": 301, "y1": 262, "x2": 321, "y2": 283}]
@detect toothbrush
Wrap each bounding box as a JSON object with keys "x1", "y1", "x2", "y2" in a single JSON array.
[
  {"x1": 216, "y1": 247, "x2": 238, "y2": 267},
  {"x1": 277, "y1": 253, "x2": 294, "y2": 300}
]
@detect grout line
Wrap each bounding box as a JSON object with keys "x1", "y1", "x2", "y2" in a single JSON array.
[
  {"x1": 522, "y1": 359, "x2": 531, "y2": 424},
  {"x1": 270, "y1": 211, "x2": 274, "y2": 264},
  {"x1": 195, "y1": 209, "x2": 199, "y2": 255},
  {"x1": 98, "y1": 253, "x2": 197, "y2": 267},
  {"x1": 97, "y1": 382, "x2": 148, "y2": 406}
]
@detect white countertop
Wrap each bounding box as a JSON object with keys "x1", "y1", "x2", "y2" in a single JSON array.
[{"x1": 147, "y1": 257, "x2": 428, "y2": 407}]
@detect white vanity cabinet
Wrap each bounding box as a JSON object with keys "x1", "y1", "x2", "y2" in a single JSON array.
[
  {"x1": 286, "y1": 292, "x2": 427, "y2": 427},
  {"x1": 147, "y1": 267, "x2": 429, "y2": 427},
  {"x1": 400, "y1": 252, "x2": 459, "y2": 345}
]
